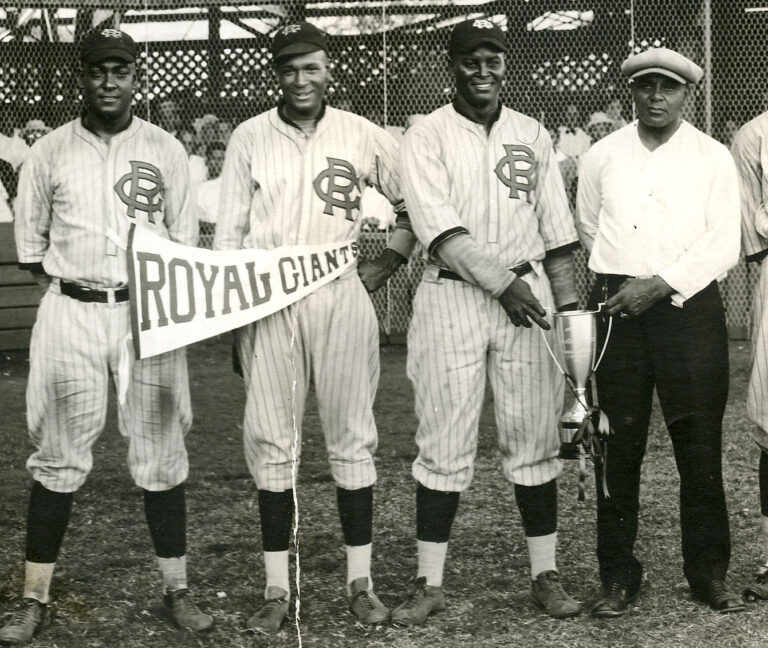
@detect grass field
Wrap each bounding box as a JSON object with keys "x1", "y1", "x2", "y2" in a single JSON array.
[{"x1": 2, "y1": 337, "x2": 768, "y2": 648}]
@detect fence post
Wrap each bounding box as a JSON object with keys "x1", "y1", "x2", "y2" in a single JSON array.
[{"x1": 703, "y1": 0, "x2": 712, "y2": 136}]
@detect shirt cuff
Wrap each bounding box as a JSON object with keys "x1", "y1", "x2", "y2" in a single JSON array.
[{"x1": 657, "y1": 265, "x2": 692, "y2": 306}]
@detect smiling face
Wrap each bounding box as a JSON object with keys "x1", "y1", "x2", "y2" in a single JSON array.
[
  {"x1": 79, "y1": 58, "x2": 137, "y2": 122},
  {"x1": 451, "y1": 45, "x2": 505, "y2": 111},
  {"x1": 274, "y1": 49, "x2": 330, "y2": 121},
  {"x1": 630, "y1": 73, "x2": 689, "y2": 131}
]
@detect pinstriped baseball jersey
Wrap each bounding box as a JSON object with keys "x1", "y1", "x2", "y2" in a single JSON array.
[
  {"x1": 401, "y1": 103, "x2": 578, "y2": 267},
  {"x1": 732, "y1": 112, "x2": 768, "y2": 446},
  {"x1": 215, "y1": 105, "x2": 407, "y2": 252},
  {"x1": 15, "y1": 117, "x2": 196, "y2": 287},
  {"x1": 215, "y1": 105, "x2": 408, "y2": 492},
  {"x1": 401, "y1": 102, "x2": 573, "y2": 491},
  {"x1": 733, "y1": 113, "x2": 768, "y2": 263},
  {"x1": 15, "y1": 116, "x2": 195, "y2": 493}
]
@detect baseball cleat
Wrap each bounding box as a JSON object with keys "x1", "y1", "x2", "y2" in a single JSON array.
[
  {"x1": 348, "y1": 577, "x2": 389, "y2": 624},
  {"x1": 531, "y1": 570, "x2": 581, "y2": 619},
  {"x1": 391, "y1": 577, "x2": 446, "y2": 626},
  {"x1": 163, "y1": 588, "x2": 214, "y2": 631},
  {"x1": 246, "y1": 586, "x2": 289, "y2": 634},
  {"x1": 0, "y1": 598, "x2": 47, "y2": 645}
]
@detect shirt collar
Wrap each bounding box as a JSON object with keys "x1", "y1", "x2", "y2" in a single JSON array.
[
  {"x1": 78, "y1": 109, "x2": 136, "y2": 141},
  {"x1": 277, "y1": 98, "x2": 327, "y2": 130},
  {"x1": 450, "y1": 99, "x2": 503, "y2": 130}
]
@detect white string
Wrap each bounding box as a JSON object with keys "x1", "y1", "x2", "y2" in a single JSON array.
[{"x1": 288, "y1": 302, "x2": 302, "y2": 645}]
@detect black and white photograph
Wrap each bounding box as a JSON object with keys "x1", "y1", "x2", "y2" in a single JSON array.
[{"x1": 1, "y1": 1, "x2": 767, "y2": 646}]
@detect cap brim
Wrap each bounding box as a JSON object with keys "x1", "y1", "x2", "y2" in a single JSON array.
[
  {"x1": 82, "y1": 48, "x2": 135, "y2": 64},
  {"x1": 273, "y1": 42, "x2": 325, "y2": 64},
  {"x1": 450, "y1": 37, "x2": 507, "y2": 55},
  {"x1": 630, "y1": 68, "x2": 688, "y2": 85}
]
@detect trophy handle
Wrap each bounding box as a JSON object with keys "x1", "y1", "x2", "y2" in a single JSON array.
[{"x1": 591, "y1": 306, "x2": 612, "y2": 374}]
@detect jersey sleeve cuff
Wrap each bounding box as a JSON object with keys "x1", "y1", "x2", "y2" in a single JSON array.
[
  {"x1": 427, "y1": 226, "x2": 470, "y2": 255},
  {"x1": 544, "y1": 240, "x2": 581, "y2": 258},
  {"x1": 18, "y1": 261, "x2": 45, "y2": 273},
  {"x1": 746, "y1": 249, "x2": 768, "y2": 264}
]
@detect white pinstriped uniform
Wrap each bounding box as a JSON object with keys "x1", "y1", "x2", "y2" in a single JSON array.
[
  {"x1": 732, "y1": 113, "x2": 768, "y2": 450},
  {"x1": 15, "y1": 117, "x2": 196, "y2": 493},
  {"x1": 215, "y1": 105, "x2": 409, "y2": 491},
  {"x1": 401, "y1": 104, "x2": 578, "y2": 490}
]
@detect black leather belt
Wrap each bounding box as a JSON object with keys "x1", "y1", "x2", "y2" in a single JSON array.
[
  {"x1": 60, "y1": 280, "x2": 130, "y2": 303},
  {"x1": 438, "y1": 261, "x2": 533, "y2": 282}
]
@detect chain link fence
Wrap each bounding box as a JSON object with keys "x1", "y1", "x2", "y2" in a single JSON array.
[{"x1": 0, "y1": 1, "x2": 758, "y2": 338}]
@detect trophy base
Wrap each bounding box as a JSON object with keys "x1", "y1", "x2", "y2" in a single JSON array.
[{"x1": 559, "y1": 441, "x2": 583, "y2": 461}]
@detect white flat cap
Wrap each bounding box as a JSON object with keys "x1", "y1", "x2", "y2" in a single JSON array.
[{"x1": 621, "y1": 47, "x2": 703, "y2": 85}]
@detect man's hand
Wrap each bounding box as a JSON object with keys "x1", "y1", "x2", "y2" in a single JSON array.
[
  {"x1": 498, "y1": 277, "x2": 550, "y2": 330},
  {"x1": 605, "y1": 276, "x2": 673, "y2": 319},
  {"x1": 357, "y1": 248, "x2": 406, "y2": 293}
]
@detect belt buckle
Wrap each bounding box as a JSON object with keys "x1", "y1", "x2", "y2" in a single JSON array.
[{"x1": 106, "y1": 287, "x2": 116, "y2": 307}]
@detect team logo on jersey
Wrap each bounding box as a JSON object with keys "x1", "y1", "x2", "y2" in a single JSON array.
[
  {"x1": 100, "y1": 28, "x2": 123, "y2": 39},
  {"x1": 313, "y1": 157, "x2": 361, "y2": 221},
  {"x1": 472, "y1": 19, "x2": 495, "y2": 29},
  {"x1": 494, "y1": 144, "x2": 537, "y2": 200},
  {"x1": 115, "y1": 161, "x2": 164, "y2": 223}
]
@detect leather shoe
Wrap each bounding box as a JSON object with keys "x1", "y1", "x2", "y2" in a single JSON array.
[
  {"x1": 591, "y1": 582, "x2": 635, "y2": 618},
  {"x1": 692, "y1": 579, "x2": 745, "y2": 613}
]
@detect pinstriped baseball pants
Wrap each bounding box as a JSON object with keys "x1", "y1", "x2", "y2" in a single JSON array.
[
  {"x1": 26, "y1": 287, "x2": 192, "y2": 493},
  {"x1": 238, "y1": 271, "x2": 379, "y2": 492},
  {"x1": 407, "y1": 269, "x2": 564, "y2": 492}
]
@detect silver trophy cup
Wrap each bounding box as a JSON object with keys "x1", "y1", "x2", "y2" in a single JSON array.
[{"x1": 548, "y1": 308, "x2": 610, "y2": 459}]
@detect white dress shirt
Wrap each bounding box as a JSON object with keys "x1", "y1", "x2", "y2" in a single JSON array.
[{"x1": 576, "y1": 120, "x2": 740, "y2": 306}]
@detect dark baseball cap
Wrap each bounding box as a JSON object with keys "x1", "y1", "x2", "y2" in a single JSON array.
[
  {"x1": 449, "y1": 18, "x2": 507, "y2": 56},
  {"x1": 272, "y1": 22, "x2": 328, "y2": 64},
  {"x1": 80, "y1": 28, "x2": 137, "y2": 64}
]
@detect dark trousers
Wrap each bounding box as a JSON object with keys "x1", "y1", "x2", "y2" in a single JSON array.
[{"x1": 589, "y1": 277, "x2": 731, "y2": 592}]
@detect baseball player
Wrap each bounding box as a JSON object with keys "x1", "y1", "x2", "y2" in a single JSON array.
[
  {"x1": 0, "y1": 29, "x2": 212, "y2": 644},
  {"x1": 392, "y1": 18, "x2": 581, "y2": 625},
  {"x1": 214, "y1": 22, "x2": 415, "y2": 632},
  {"x1": 732, "y1": 109, "x2": 768, "y2": 600},
  {"x1": 577, "y1": 47, "x2": 742, "y2": 616}
]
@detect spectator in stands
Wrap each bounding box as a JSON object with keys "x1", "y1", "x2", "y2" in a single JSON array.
[
  {"x1": 176, "y1": 126, "x2": 207, "y2": 187},
  {"x1": 217, "y1": 120, "x2": 233, "y2": 145},
  {"x1": 606, "y1": 98, "x2": 628, "y2": 130},
  {"x1": 557, "y1": 103, "x2": 591, "y2": 160},
  {"x1": 195, "y1": 142, "x2": 226, "y2": 243},
  {"x1": 0, "y1": 111, "x2": 30, "y2": 170},
  {"x1": 586, "y1": 111, "x2": 615, "y2": 144},
  {"x1": 21, "y1": 120, "x2": 51, "y2": 148},
  {"x1": 157, "y1": 98, "x2": 182, "y2": 137},
  {"x1": 549, "y1": 125, "x2": 578, "y2": 209}
]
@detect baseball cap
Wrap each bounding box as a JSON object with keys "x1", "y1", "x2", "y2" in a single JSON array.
[
  {"x1": 449, "y1": 18, "x2": 507, "y2": 56},
  {"x1": 80, "y1": 28, "x2": 137, "y2": 64},
  {"x1": 272, "y1": 22, "x2": 329, "y2": 64},
  {"x1": 621, "y1": 47, "x2": 703, "y2": 85}
]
